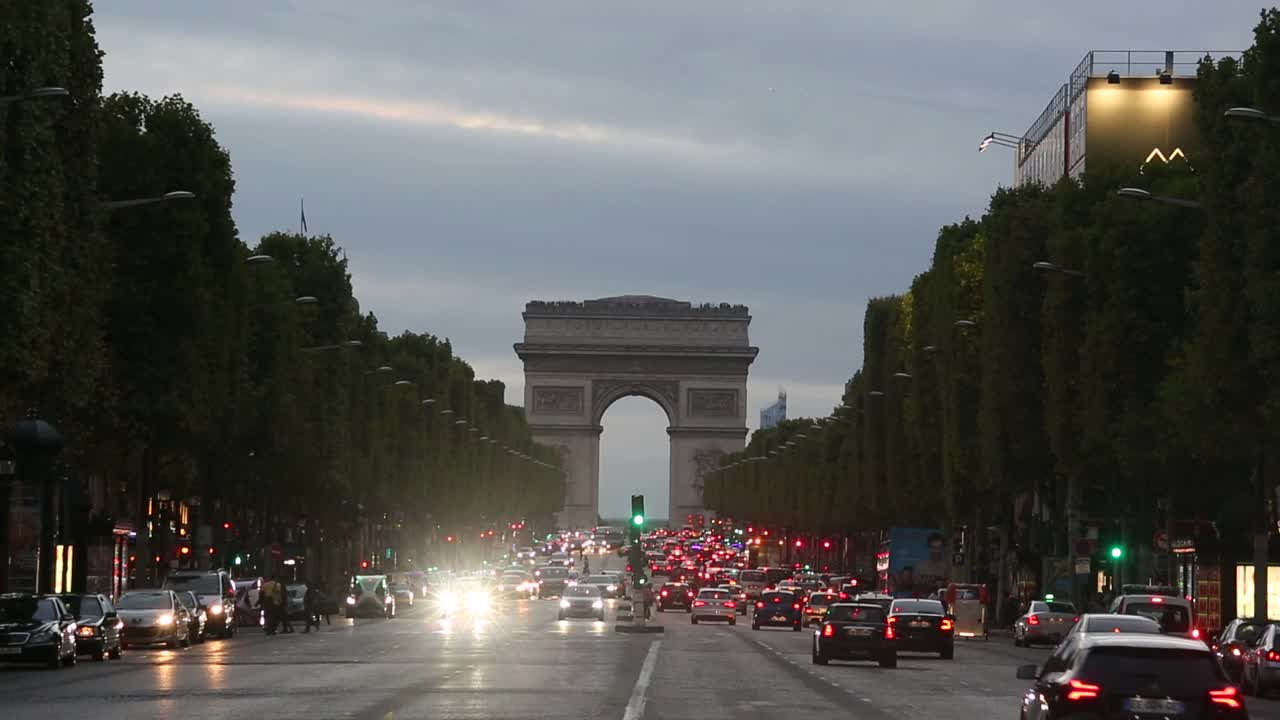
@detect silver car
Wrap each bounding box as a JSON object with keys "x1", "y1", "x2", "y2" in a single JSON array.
[
  {"x1": 1013, "y1": 600, "x2": 1078, "y2": 646},
  {"x1": 691, "y1": 588, "x2": 738, "y2": 625}
]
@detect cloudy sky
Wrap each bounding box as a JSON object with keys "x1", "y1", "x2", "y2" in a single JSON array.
[{"x1": 96, "y1": 1, "x2": 1258, "y2": 520}]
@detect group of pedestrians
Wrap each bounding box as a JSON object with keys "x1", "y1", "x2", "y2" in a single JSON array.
[{"x1": 256, "y1": 577, "x2": 330, "y2": 635}]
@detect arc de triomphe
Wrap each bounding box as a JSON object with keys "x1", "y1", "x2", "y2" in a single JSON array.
[{"x1": 514, "y1": 296, "x2": 758, "y2": 529}]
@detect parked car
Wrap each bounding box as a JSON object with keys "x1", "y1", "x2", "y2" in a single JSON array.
[
  {"x1": 0, "y1": 594, "x2": 79, "y2": 668},
  {"x1": 56, "y1": 593, "x2": 122, "y2": 661}
]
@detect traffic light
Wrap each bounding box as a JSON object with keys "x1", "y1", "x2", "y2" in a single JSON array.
[
  {"x1": 794, "y1": 539, "x2": 804, "y2": 548},
  {"x1": 222, "y1": 522, "x2": 232, "y2": 530},
  {"x1": 1109, "y1": 545, "x2": 1124, "y2": 560},
  {"x1": 360, "y1": 560, "x2": 370, "y2": 569},
  {"x1": 178, "y1": 546, "x2": 191, "y2": 557},
  {"x1": 445, "y1": 535, "x2": 455, "y2": 543},
  {"x1": 630, "y1": 494, "x2": 645, "y2": 529},
  {"x1": 821, "y1": 539, "x2": 833, "y2": 550}
]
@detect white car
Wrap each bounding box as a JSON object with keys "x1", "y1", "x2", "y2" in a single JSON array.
[{"x1": 691, "y1": 588, "x2": 738, "y2": 625}]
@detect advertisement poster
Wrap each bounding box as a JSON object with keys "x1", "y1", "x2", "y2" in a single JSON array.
[
  {"x1": 883, "y1": 528, "x2": 947, "y2": 597},
  {"x1": 7, "y1": 477, "x2": 41, "y2": 593}
]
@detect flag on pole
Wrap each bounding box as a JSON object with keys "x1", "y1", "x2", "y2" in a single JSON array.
[{"x1": 300, "y1": 198, "x2": 308, "y2": 235}]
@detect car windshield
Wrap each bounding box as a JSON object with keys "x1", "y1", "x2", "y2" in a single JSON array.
[
  {"x1": 118, "y1": 593, "x2": 171, "y2": 610},
  {"x1": 539, "y1": 568, "x2": 568, "y2": 579},
  {"x1": 892, "y1": 600, "x2": 945, "y2": 615},
  {"x1": 827, "y1": 605, "x2": 885, "y2": 623},
  {"x1": 699, "y1": 590, "x2": 728, "y2": 599},
  {"x1": 584, "y1": 576, "x2": 614, "y2": 584},
  {"x1": 164, "y1": 574, "x2": 221, "y2": 594},
  {"x1": 1229, "y1": 621, "x2": 1269, "y2": 644},
  {"x1": 565, "y1": 586, "x2": 599, "y2": 598},
  {"x1": 0, "y1": 597, "x2": 52, "y2": 622},
  {"x1": 176, "y1": 593, "x2": 198, "y2": 609},
  {"x1": 808, "y1": 594, "x2": 836, "y2": 606},
  {"x1": 1080, "y1": 647, "x2": 1223, "y2": 693},
  {"x1": 60, "y1": 596, "x2": 104, "y2": 619},
  {"x1": 1125, "y1": 603, "x2": 1191, "y2": 633},
  {"x1": 1042, "y1": 602, "x2": 1077, "y2": 614},
  {"x1": 355, "y1": 577, "x2": 384, "y2": 593},
  {"x1": 954, "y1": 588, "x2": 979, "y2": 600},
  {"x1": 740, "y1": 571, "x2": 766, "y2": 583},
  {"x1": 1084, "y1": 616, "x2": 1161, "y2": 634}
]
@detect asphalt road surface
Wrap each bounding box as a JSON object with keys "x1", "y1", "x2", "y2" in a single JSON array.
[{"x1": 5, "y1": 560, "x2": 1280, "y2": 720}]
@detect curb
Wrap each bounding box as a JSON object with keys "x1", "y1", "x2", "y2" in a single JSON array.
[{"x1": 614, "y1": 624, "x2": 665, "y2": 634}]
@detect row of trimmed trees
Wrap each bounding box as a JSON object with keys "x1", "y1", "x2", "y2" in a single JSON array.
[
  {"x1": 706, "y1": 11, "x2": 1280, "y2": 592},
  {"x1": 1, "y1": 3, "x2": 563, "y2": 588}
]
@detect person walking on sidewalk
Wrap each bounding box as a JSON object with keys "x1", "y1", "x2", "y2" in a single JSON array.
[
  {"x1": 259, "y1": 577, "x2": 280, "y2": 635},
  {"x1": 303, "y1": 582, "x2": 321, "y2": 633}
]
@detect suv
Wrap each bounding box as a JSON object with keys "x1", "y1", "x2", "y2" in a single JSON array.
[
  {"x1": 162, "y1": 570, "x2": 237, "y2": 638},
  {"x1": 753, "y1": 590, "x2": 803, "y2": 631},
  {"x1": 1109, "y1": 589, "x2": 1201, "y2": 641}
]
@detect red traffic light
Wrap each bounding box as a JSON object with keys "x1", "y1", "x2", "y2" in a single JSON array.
[
  {"x1": 762, "y1": 529, "x2": 770, "y2": 537},
  {"x1": 222, "y1": 522, "x2": 232, "y2": 530},
  {"x1": 794, "y1": 539, "x2": 804, "y2": 548},
  {"x1": 445, "y1": 535, "x2": 455, "y2": 543},
  {"x1": 207, "y1": 547, "x2": 215, "y2": 555},
  {"x1": 153, "y1": 555, "x2": 162, "y2": 564},
  {"x1": 360, "y1": 560, "x2": 370, "y2": 569},
  {"x1": 821, "y1": 540, "x2": 832, "y2": 550}
]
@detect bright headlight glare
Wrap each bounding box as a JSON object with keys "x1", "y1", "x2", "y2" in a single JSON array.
[
  {"x1": 156, "y1": 614, "x2": 174, "y2": 626},
  {"x1": 592, "y1": 600, "x2": 604, "y2": 609},
  {"x1": 559, "y1": 599, "x2": 571, "y2": 609},
  {"x1": 207, "y1": 603, "x2": 223, "y2": 615},
  {"x1": 346, "y1": 596, "x2": 356, "y2": 605},
  {"x1": 606, "y1": 585, "x2": 616, "y2": 592}
]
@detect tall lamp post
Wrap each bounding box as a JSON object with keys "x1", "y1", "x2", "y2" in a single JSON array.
[{"x1": 4, "y1": 410, "x2": 64, "y2": 594}]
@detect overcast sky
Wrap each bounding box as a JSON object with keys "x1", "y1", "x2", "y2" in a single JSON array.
[{"x1": 96, "y1": 1, "x2": 1259, "y2": 520}]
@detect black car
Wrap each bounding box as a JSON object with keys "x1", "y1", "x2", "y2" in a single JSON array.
[
  {"x1": 657, "y1": 583, "x2": 695, "y2": 612},
  {"x1": 162, "y1": 570, "x2": 237, "y2": 638},
  {"x1": 887, "y1": 598, "x2": 954, "y2": 659},
  {"x1": 0, "y1": 594, "x2": 79, "y2": 668},
  {"x1": 534, "y1": 566, "x2": 571, "y2": 597},
  {"x1": 1214, "y1": 617, "x2": 1269, "y2": 684},
  {"x1": 812, "y1": 603, "x2": 896, "y2": 668},
  {"x1": 1017, "y1": 633, "x2": 1246, "y2": 720},
  {"x1": 56, "y1": 593, "x2": 122, "y2": 661},
  {"x1": 176, "y1": 590, "x2": 207, "y2": 644},
  {"x1": 753, "y1": 591, "x2": 802, "y2": 631}
]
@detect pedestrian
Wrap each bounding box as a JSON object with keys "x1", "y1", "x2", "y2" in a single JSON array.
[
  {"x1": 279, "y1": 581, "x2": 295, "y2": 634},
  {"x1": 259, "y1": 577, "x2": 279, "y2": 635},
  {"x1": 582, "y1": 555, "x2": 591, "y2": 575},
  {"x1": 303, "y1": 581, "x2": 321, "y2": 633}
]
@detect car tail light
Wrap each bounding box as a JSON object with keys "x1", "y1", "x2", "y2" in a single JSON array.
[
  {"x1": 885, "y1": 624, "x2": 896, "y2": 640},
  {"x1": 1066, "y1": 680, "x2": 1100, "y2": 701},
  {"x1": 693, "y1": 600, "x2": 706, "y2": 607},
  {"x1": 792, "y1": 603, "x2": 800, "y2": 610},
  {"x1": 888, "y1": 616, "x2": 898, "y2": 625},
  {"x1": 1209, "y1": 686, "x2": 1241, "y2": 709},
  {"x1": 1191, "y1": 628, "x2": 1201, "y2": 640},
  {"x1": 1073, "y1": 617, "x2": 1080, "y2": 623},
  {"x1": 1267, "y1": 649, "x2": 1280, "y2": 662},
  {"x1": 661, "y1": 590, "x2": 668, "y2": 597},
  {"x1": 822, "y1": 624, "x2": 834, "y2": 637},
  {"x1": 839, "y1": 592, "x2": 848, "y2": 600},
  {"x1": 940, "y1": 618, "x2": 953, "y2": 631},
  {"x1": 756, "y1": 601, "x2": 765, "y2": 609},
  {"x1": 1027, "y1": 614, "x2": 1040, "y2": 625},
  {"x1": 724, "y1": 601, "x2": 736, "y2": 609},
  {"x1": 772, "y1": 597, "x2": 781, "y2": 603},
  {"x1": 1150, "y1": 596, "x2": 1164, "y2": 604}
]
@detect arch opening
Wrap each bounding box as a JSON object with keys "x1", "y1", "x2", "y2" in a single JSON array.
[{"x1": 598, "y1": 396, "x2": 670, "y2": 525}]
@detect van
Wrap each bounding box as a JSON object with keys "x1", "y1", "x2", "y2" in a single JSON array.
[{"x1": 1109, "y1": 589, "x2": 1201, "y2": 642}]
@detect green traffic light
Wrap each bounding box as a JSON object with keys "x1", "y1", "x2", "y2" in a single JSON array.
[
  {"x1": 632, "y1": 514, "x2": 644, "y2": 526},
  {"x1": 1110, "y1": 546, "x2": 1123, "y2": 559}
]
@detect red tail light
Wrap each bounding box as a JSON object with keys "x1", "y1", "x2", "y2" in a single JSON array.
[
  {"x1": 792, "y1": 603, "x2": 801, "y2": 610},
  {"x1": 1209, "y1": 686, "x2": 1241, "y2": 709},
  {"x1": 839, "y1": 592, "x2": 848, "y2": 600},
  {"x1": 723, "y1": 601, "x2": 736, "y2": 609},
  {"x1": 687, "y1": 592, "x2": 694, "y2": 598},
  {"x1": 1066, "y1": 680, "x2": 1100, "y2": 701},
  {"x1": 888, "y1": 616, "x2": 898, "y2": 625},
  {"x1": 822, "y1": 624, "x2": 834, "y2": 637},
  {"x1": 885, "y1": 624, "x2": 896, "y2": 640},
  {"x1": 1267, "y1": 650, "x2": 1280, "y2": 662},
  {"x1": 772, "y1": 597, "x2": 781, "y2": 603},
  {"x1": 1191, "y1": 628, "x2": 1201, "y2": 640},
  {"x1": 661, "y1": 590, "x2": 668, "y2": 597},
  {"x1": 1027, "y1": 614, "x2": 1041, "y2": 625},
  {"x1": 756, "y1": 601, "x2": 764, "y2": 608},
  {"x1": 1073, "y1": 617, "x2": 1080, "y2": 623},
  {"x1": 693, "y1": 600, "x2": 706, "y2": 607},
  {"x1": 940, "y1": 618, "x2": 953, "y2": 631}
]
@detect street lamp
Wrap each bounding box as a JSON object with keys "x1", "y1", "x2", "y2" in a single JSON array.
[
  {"x1": 1224, "y1": 106, "x2": 1280, "y2": 125},
  {"x1": 99, "y1": 190, "x2": 196, "y2": 211},
  {"x1": 868, "y1": 390, "x2": 885, "y2": 398},
  {"x1": 1032, "y1": 261, "x2": 1086, "y2": 278},
  {"x1": 246, "y1": 255, "x2": 274, "y2": 265},
  {"x1": 893, "y1": 372, "x2": 912, "y2": 380},
  {"x1": 0, "y1": 86, "x2": 70, "y2": 107},
  {"x1": 1116, "y1": 187, "x2": 1202, "y2": 210},
  {"x1": 393, "y1": 380, "x2": 414, "y2": 386},
  {"x1": 421, "y1": 399, "x2": 436, "y2": 406},
  {"x1": 978, "y1": 131, "x2": 1021, "y2": 153},
  {"x1": 299, "y1": 339, "x2": 362, "y2": 353},
  {"x1": 440, "y1": 409, "x2": 455, "y2": 416},
  {"x1": 954, "y1": 319, "x2": 978, "y2": 329},
  {"x1": 923, "y1": 345, "x2": 938, "y2": 353},
  {"x1": 364, "y1": 366, "x2": 393, "y2": 376}
]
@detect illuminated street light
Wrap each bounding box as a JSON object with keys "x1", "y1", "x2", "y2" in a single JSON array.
[
  {"x1": 246, "y1": 255, "x2": 274, "y2": 265},
  {"x1": 1032, "y1": 261, "x2": 1085, "y2": 279},
  {"x1": 1224, "y1": 106, "x2": 1280, "y2": 125},
  {"x1": 1116, "y1": 187, "x2": 1201, "y2": 210},
  {"x1": 954, "y1": 319, "x2": 978, "y2": 329},
  {"x1": 893, "y1": 372, "x2": 912, "y2": 380},
  {"x1": 978, "y1": 131, "x2": 1021, "y2": 153},
  {"x1": 100, "y1": 190, "x2": 196, "y2": 211},
  {"x1": 0, "y1": 86, "x2": 69, "y2": 107}
]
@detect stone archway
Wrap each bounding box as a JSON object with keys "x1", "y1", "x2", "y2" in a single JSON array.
[{"x1": 514, "y1": 296, "x2": 759, "y2": 529}]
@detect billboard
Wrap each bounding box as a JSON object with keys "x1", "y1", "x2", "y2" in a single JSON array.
[{"x1": 1084, "y1": 76, "x2": 1198, "y2": 173}]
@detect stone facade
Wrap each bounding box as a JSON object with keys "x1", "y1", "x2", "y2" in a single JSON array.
[{"x1": 515, "y1": 296, "x2": 758, "y2": 528}]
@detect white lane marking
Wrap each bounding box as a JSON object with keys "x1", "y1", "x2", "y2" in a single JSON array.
[{"x1": 622, "y1": 640, "x2": 661, "y2": 720}]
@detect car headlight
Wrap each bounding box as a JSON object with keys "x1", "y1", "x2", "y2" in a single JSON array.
[
  {"x1": 559, "y1": 600, "x2": 571, "y2": 609},
  {"x1": 592, "y1": 600, "x2": 604, "y2": 609},
  {"x1": 439, "y1": 592, "x2": 458, "y2": 610},
  {"x1": 77, "y1": 625, "x2": 97, "y2": 637},
  {"x1": 207, "y1": 603, "x2": 223, "y2": 615},
  {"x1": 606, "y1": 585, "x2": 616, "y2": 592},
  {"x1": 346, "y1": 596, "x2": 356, "y2": 605},
  {"x1": 468, "y1": 591, "x2": 489, "y2": 608},
  {"x1": 156, "y1": 614, "x2": 174, "y2": 626}
]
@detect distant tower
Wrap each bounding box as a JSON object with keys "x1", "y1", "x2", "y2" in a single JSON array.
[{"x1": 759, "y1": 388, "x2": 787, "y2": 430}]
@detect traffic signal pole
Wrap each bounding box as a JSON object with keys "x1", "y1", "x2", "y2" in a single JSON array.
[{"x1": 616, "y1": 494, "x2": 661, "y2": 634}]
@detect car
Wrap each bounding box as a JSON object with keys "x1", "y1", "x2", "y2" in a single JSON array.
[
  {"x1": 803, "y1": 591, "x2": 839, "y2": 626},
  {"x1": 1060, "y1": 612, "x2": 1162, "y2": 645},
  {"x1": 534, "y1": 566, "x2": 572, "y2": 597},
  {"x1": 434, "y1": 577, "x2": 491, "y2": 615},
  {"x1": 346, "y1": 575, "x2": 396, "y2": 619},
  {"x1": 657, "y1": 583, "x2": 695, "y2": 612},
  {"x1": 117, "y1": 589, "x2": 190, "y2": 649},
  {"x1": 1013, "y1": 600, "x2": 1079, "y2": 647},
  {"x1": 1016, "y1": 633, "x2": 1246, "y2": 720},
  {"x1": 717, "y1": 585, "x2": 749, "y2": 615},
  {"x1": 738, "y1": 569, "x2": 768, "y2": 598},
  {"x1": 558, "y1": 585, "x2": 605, "y2": 621},
  {"x1": 887, "y1": 598, "x2": 954, "y2": 659},
  {"x1": 496, "y1": 572, "x2": 539, "y2": 599},
  {"x1": 1215, "y1": 617, "x2": 1271, "y2": 684},
  {"x1": 835, "y1": 583, "x2": 861, "y2": 601},
  {"x1": 1109, "y1": 591, "x2": 1201, "y2": 641},
  {"x1": 691, "y1": 588, "x2": 738, "y2": 625},
  {"x1": 578, "y1": 574, "x2": 622, "y2": 599},
  {"x1": 175, "y1": 590, "x2": 207, "y2": 643},
  {"x1": 812, "y1": 602, "x2": 896, "y2": 668},
  {"x1": 753, "y1": 590, "x2": 803, "y2": 631},
  {"x1": 56, "y1": 593, "x2": 122, "y2": 661},
  {"x1": 162, "y1": 570, "x2": 238, "y2": 638},
  {"x1": 388, "y1": 581, "x2": 415, "y2": 607},
  {"x1": 853, "y1": 592, "x2": 893, "y2": 613},
  {"x1": 232, "y1": 576, "x2": 264, "y2": 628},
  {"x1": 1240, "y1": 622, "x2": 1280, "y2": 697},
  {"x1": 548, "y1": 552, "x2": 573, "y2": 567},
  {"x1": 0, "y1": 594, "x2": 79, "y2": 668}
]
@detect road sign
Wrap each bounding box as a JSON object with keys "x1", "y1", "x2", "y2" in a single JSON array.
[
  {"x1": 1074, "y1": 538, "x2": 1096, "y2": 556},
  {"x1": 1152, "y1": 530, "x2": 1169, "y2": 552},
  {"x1": 270, "y1": 543, "x2": 283, "y2": 560},
  {"x1": 1074, "y1": 557, "x2": 1091, "y2": 574},
  {"x1": 952, "y1": 552, "x2": 965, "y2": 566}
]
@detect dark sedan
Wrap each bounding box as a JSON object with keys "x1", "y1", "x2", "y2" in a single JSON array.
[
  {"x1": 812, "y1": 603, "x2": 896, "y2": 668},
  {"x1": 56, "y1": 593, "x2": 122, "y2": 661},
  {"x1": 176, "y1": 590, "x2": 207, "y2": 644},
  {"x1": 656, "y1": 583, "x2": 695, "y2": 612},
  {"x1": 0, "y1": 594, "x2": 79, "y2": 668},
  {"x1": 753, "y1": 591, "x2": 803, "y2": 631},
  {"x1": 887, "y1": 598, "x2": 954, "y2": 659},
  {"x1": 1215, "y1": 617, "x2": 1270, "y2": 684}
]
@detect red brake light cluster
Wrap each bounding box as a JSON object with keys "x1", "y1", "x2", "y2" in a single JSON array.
[
  {"x1": 1191, "y1": 628, "x2": 1202, "y2": 640},
  {"x1": 885, "y1": 619, "x2": 896, "y2": 640},
  {"x1": 756, "y1": 601, "x2": 765, "y2": 609},
  {"x1": 1027, "y1": 614, "x2": 1041, "y2": 625},
  {"x1": 792, "y1": 603, "x2": 801, "y2": 610},
  {"x1": 723, "y1": 601, "x2": 736, "y2": 609},
  {"x1": 693, "y1": 600, "x2": 706, "y2": 607},
  {"x1": 1066, "y1": 680, "x2": 1100, "y2": 701},
  {"x1": 661, "y1": 590, "x2": 668, "y2": 597},
  {"x1": 822, "y1": 624, "x2": 834, "y2": 637},
  {"x1": 1268, "y1": 649, "x2": 1280, "y2": 662},
  {"x1": 940, "y1": 618, "x2": 953, "y2": 631},
  {"x1": 1209, "y1": 686, "x2": 1241, "y2": 709}
]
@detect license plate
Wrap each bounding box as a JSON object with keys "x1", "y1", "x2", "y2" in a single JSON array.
[
  {"x1": 772, "y1": 615, "x2": 788, "y2": 621},
  {"x1": 1123, "y1": 698, "x2": 1184, "y2": 715},
  {"x1": 911, "y1": 621, "x2": 930, "y2": 628},
  {"x1": 0, "y1": 647, "x2": 20, "y2": 655},
  {"x1": 849, "y1": 627, "x2": 872, "y2": 636}
]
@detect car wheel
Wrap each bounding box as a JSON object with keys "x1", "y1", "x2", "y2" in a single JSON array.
[
  {"x1": 878, "y1": 652, "x2": 897, "y2": 669},
  {"x1": 940, "y1": 644, "x2": 954, "y2": 660},
  {"x1": 812, "y1": 647, "x2": 829, "y2": 665},
  {"x1": 729, "y1": 617, "x2": 737, "y2": 626},
  {"x1": 108, "y1": 645, "x2": 122, "y2": 660},
  {"x1": 691, "y1": 616, "x2": 698, "y2": 625},
  {"x1": 93, "y1": 649, "x2": 105, "y2": 662}
]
